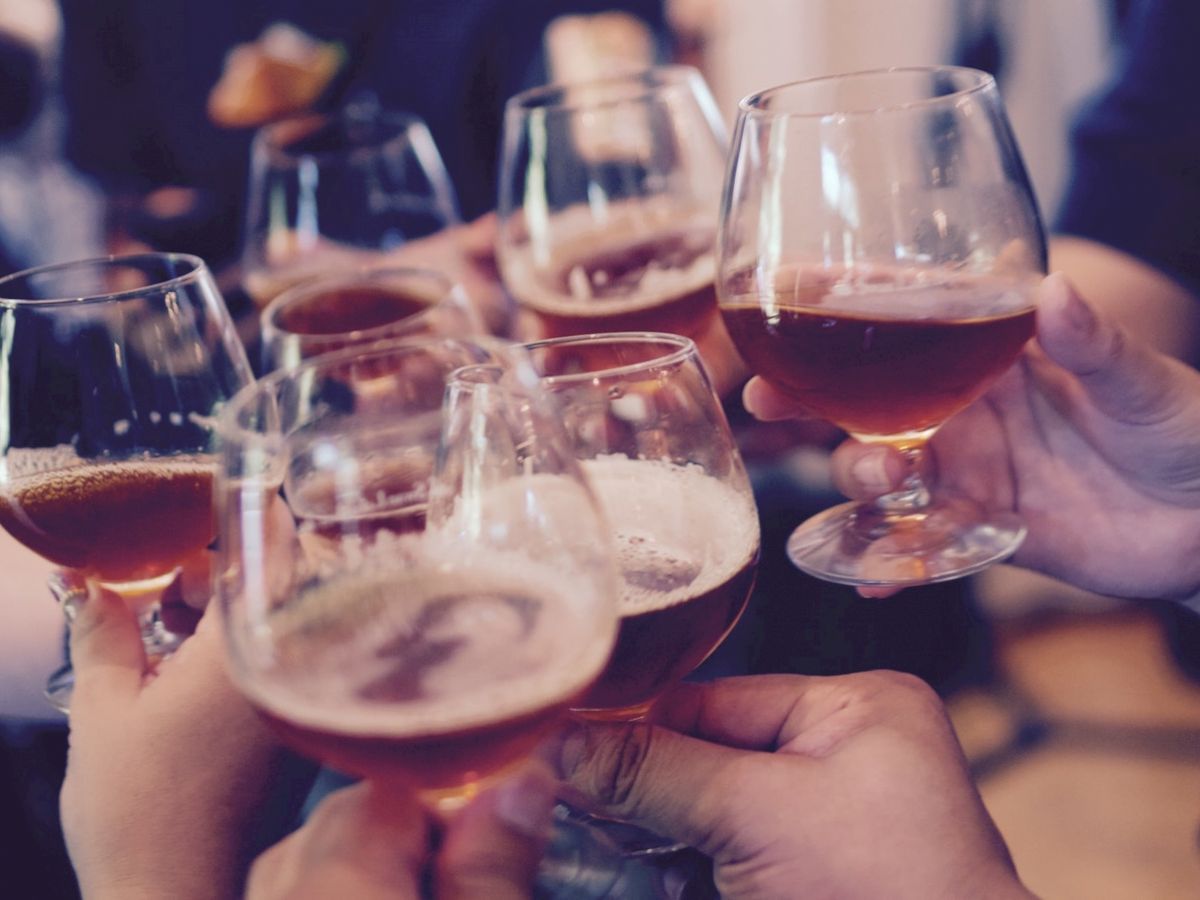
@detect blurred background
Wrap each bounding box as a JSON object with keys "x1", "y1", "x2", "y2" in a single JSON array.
[{"x1": 0, "y1": 1, "x2": 1196, "y2": 898}]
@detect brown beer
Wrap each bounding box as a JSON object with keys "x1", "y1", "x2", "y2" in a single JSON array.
[
  {"x1": 507, "y1": 223, "x2": 718, "y2": 339},
  {"x1": 573, "y1": 456, "x2": 760, "y2": 719},
  {"x1": 0, "y1": 456, "x2": 214, "y2": 584},
  {"x1": 274, "y1": 285, "x2": 432, "y2": 337},
  {"x1": 722, "y1": 267, "x2": 1036, "y2": 439},
  {"x1": 243, "y1": 563, "x2": 612, "y2": 792}
]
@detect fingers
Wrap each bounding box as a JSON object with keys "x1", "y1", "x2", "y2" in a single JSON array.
[
  {"x1": 435, "y1": 762, "x2": 557, "y2": 900},
  {"x1": 1036, "y1": 273, "x2": 1192, "y2": 424},
  {"x1": 742, "y1": 376, "x2": 810, "y2": 421},
  {"x1": 555, "y1": 715, "x2": 749, "y2": 849},
  {"x1": 69, "y1": 584, "x2": 145, "y2": 711},
  {"x1": 247, "y1": 782, "x2": 427, "y2": 900}
]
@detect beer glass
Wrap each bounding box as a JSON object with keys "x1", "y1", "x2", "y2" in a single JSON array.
[
  {"x1": 497, "y1": 66, "x2": 728, "y2": 341},
  {"x1": 241, "y1": 103, "x2": 459, "y2": 311},
  {"x1": 718, "y1": 66, "x2": 1045, "y2": 587},
  {"x1": 260, "y1": 266, "x2": 482, "y2": 372},
  {"x1": 525, "y1": 333, "x2": 760, "y2": 722},
  {"x1": 0, "y1": 253, "x2": 254, "y2": 709},
  {"x1": 215, "y1": 339, "x2": 618, "y2": 811}
]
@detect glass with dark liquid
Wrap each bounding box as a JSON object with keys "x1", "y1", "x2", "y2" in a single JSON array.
[
  {"x1": 260, "y1": 267, "x2": 481, "y2": 372},
  {"x1": 524, "y1": 333, "x2": 760, "y2": 720},
  {"x1": 497, "y1": 66, "x2": 727, "y2": 341},
  {"x1": 0, "y1": 253, "x2": 254, "y2": 708},
  {"x1": 216, "y1": 339, "x2": 617, "y2": 810},
  {"x1": 718, "y1": 67, "x2": 1047, "y2": 586}
]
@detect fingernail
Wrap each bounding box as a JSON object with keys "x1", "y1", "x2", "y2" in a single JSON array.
[
  {"x1": 851, "y1": 449, "x2": 891, "y2": 494},
  {"x1": 495, "y1": 770, "x2": 555, "y2": 837}
]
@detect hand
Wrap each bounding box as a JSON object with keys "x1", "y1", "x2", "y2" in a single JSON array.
[
  {"x1": 61, "y1": 587, "x2": 312, "y2": 900},
  {"x1": 557, "y1": 673, "x2": 1032, "y2": 900},
  {"x1": 246, "y1": 765, "x2": 556, "y2": 900},
  {"x1": 745, "y1": 274, "x2": 1200, "y2": 601}
]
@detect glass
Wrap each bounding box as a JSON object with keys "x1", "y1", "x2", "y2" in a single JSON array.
[
  {"x1": 525, "y1": 333, "x2": 760, "y2": 721},
  {"x1": 241, "y1": 103, "x2": 460, "y2": 311},
  {"x1": 718, "y1": 66, "x2": 1045, "y2": 587},
  {"x1": 497, "y1": 66, "x2": 728, "y2": 341},
  {"x1": 0, "y1": 253, "x2": 254, "y2": 709},
  {"x1": 260, "y1": 266, "x2": 482, "y2": 372},
  {"x1": 215, "y1": 338, "x2": 618, "y2": 812}
]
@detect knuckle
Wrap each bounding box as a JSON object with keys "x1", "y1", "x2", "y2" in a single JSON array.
[{"x1": 584, "y1": 723, "x2": 655, "y2": 813}]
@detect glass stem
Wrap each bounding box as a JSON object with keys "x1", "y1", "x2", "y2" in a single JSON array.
[{"x1": 872, "y1": 444, "x2": 931, "y2": 515}]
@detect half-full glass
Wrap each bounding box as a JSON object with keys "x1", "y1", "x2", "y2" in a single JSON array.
[{"x1": 718, "y1": 66, "x2": 1044, "y2": 586}]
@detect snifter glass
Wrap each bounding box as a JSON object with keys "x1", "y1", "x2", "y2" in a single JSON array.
[
  {"x1": 524, "y1": 332, "x2": 760, "y2": 719},
  {"x1": 260, "y1": 266, "x2": 482, "y2": 372},
  {"x1": 215, "y1": 338, "x2": 618, "y2": 812},
  {"x1": 718, "y1": 66, "x2": 1045, "y2": 587},
  {"x1": 0, "y1": 253, "x2": 254, "y2": 709},
  {"x1": 497, "y1": 66, "x2": 728, "y2": 341},
  {"x1": 241, "y1": 104, "x2": 460, "y2": 311}
]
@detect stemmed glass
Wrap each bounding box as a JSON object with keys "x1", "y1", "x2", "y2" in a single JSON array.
[
  {"x1": 260, "y1": 266, "x2": 482, "y2": 372},
  {"x1": 497, "y1": 66, "x2": 729, "y2": 340},
  {"x1": 718, "y1": 66, "x2": 1045, "y2": 587},
  {"x1": 215, "y1": 338, "x2": 618, "y2": 812},
  {"x1": 241, "y1": 103, "x2": 460, "y2": 311},
  {"x1": 0, "y1": 253, "x2": 254, "y2": 709},
  {"x1": 525, "y1": 332, "x2": 759, "y2": 853}
]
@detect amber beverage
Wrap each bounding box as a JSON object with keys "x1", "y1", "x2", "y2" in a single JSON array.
[
  {"x1": 275, "y1": 285, "x2": 431, "y2": 337},
  {"x1": 509, "y1": 225, "x2": 718, "y2": 340},
  {"x1": 722, "y1": 269, "x2": 1036, "y2": 440},
  {"x1": 0, "y1": 457, "x2": 215, "y2": 587},
  {"x1": 572, "y1": 455, "x2": 760, "y2": 720},
  {"x1": 244, "y1": 566, "x2": 613, "y2": 801}
]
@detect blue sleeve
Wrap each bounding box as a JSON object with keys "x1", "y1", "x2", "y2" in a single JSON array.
[{"x1": 1055, "y1": 0, "x2": 1200, "y2": 297}]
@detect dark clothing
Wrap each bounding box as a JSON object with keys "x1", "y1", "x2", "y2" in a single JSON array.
[
  {"x1": 58, "y1": 0, "x2": 666, "y2": 269},
  {"x1": 1056, "y1": 0, "x2": 1200, "y2": 298}
]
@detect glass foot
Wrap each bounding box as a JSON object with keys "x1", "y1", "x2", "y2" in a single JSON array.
[{"x1": 786, "y1": 494, "x2": 1026, "y2": 587}]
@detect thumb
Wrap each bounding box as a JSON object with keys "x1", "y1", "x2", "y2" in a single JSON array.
[
  {"x1": 554, "y1": 720, "x2": 749, "y2": 855},
  {"x1": 434, "y1": 762, "x2": 557, "y2": 900},
  {"x1": 1036, "y1": 273, "x2": 1190, "y2": 424},
  {"x1": 68, "y1": 581, "x2": 145, "y2": 711}
]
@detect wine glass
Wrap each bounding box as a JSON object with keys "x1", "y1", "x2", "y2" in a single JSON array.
[
  {"x1": 241, "y1": 102, "x2": 460, "y2": 311},
  {"x1": 718, "y1": 66, "x2": 1045, "y2": 587},
  {"x1": 525, "y1": 331, "x2": 759, "y2": 854},
  {"x1": 260, "y1": 266, "x2": 483, "y2": 372},
  {"x1": 0, "y1": 253, "x2": 254, "y2": 709},
  {"x1": 215, "y1": 338, "x2": 618, "y2": 813},
  {"x1": 497, "y1": 66, "x2": 728, "y2": 341}
]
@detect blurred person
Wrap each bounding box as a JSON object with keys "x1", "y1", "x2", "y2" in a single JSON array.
[{"x1": 54, "y1": 1, "x2": 668, "y2": 275}]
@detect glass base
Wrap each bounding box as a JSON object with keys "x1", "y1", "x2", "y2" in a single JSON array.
[{"x1": 786, "y1": 494, "x2": 1025, "y2": 587}]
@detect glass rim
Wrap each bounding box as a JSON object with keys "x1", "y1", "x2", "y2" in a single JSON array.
[
  {"x1": 262, "y1": 266, "x2": 463, "y2": 345},
  {"x1": 521, "y1": 331, "x2": 697, "y2": 384},
  {"x1": 218, "y1": 335, "x2": 496, "y2": 441},
  {"x1": 253, "y1": 107, "x2": 432, "y2": 166},
  {"x1": 0, "y1": 252, "x2": 209, "y2": 308},
  {"x1": 505, "y1": 64, "x2": 706, "y2": 115},
  {"x1": 738, "y1": 65, "x2": 996, "y2": 120}
]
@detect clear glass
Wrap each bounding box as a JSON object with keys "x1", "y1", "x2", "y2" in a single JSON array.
[
  {"x1": 241, "y1": 102, "x2": 460, "y2": 311},
  {"x1": 215, "y1": 338, "x2": 618, "y2": 813},
  {"x1": 717, "y1": 66, "x2": 1045, "y2": 587},
  {"x1": 0, "y1": 253, "x2": 254, "y2": 710},
  {"x1": 260, "y1": 266, "x2": 483, "y2": 372},
  {"x1": 497, "y1": 66, "x2": 729, "y2": 341},
  {"x1": 524, "y1": 331, "x2": 760, "y2": 856}
]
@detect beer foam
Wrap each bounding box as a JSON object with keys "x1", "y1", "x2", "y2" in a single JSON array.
[
  {"x1": 502, "y1": 203, "x2": 715, "y2": 318},
  {"x1": 581, "y1": 456, "x2": 760, "y2": 616},
  {"x1": 2, "y1": 449, "x2": 213, "y2": 498},
  {"x1": 241, "y1": 546, "x2": 614, "y2": 739}
]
